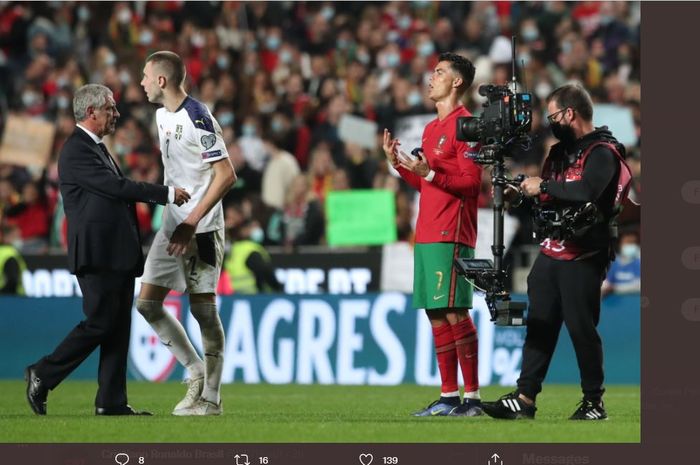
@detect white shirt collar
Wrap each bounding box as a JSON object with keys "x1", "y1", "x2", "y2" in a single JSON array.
[{"x1": 76, "y1": 124, "x2": 103, "y2": 144}]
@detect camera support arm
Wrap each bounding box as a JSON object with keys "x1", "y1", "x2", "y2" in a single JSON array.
[{"x1": 454, "y1": 146, "x2": 527, "y2": 326}]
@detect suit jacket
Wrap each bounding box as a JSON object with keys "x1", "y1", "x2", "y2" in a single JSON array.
[{"x1": 58, "y1": 128, "x2": 168, "y2": 276}]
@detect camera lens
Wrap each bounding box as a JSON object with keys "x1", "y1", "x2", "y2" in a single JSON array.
[{"x1": 457, "y1": 116, "x2": 483, "y2": 142}]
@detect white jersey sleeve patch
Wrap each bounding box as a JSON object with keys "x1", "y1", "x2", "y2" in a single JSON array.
[{"x1": 182, "y1": 97, "x2": 228, "y2": 164}]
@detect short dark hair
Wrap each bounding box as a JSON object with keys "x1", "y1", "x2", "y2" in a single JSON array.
[
  {"x1": 546, "y1": 83, "x2": 594, "y2": 122},
  {"x1": 438, "y1": 52, "x2": 475, "y2": 95},
  {"x1": 145, "y1": 51, "x2": 186, "y2": 88}
]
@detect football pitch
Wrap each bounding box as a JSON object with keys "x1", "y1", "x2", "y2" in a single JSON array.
[{"x1": 0, "y1": 382, "x2": 639, "y2": 443}]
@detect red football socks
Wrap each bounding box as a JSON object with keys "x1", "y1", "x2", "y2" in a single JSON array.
[
  {"x1": 451, "y1": 317, "x2": 479, "y2": 393},
  {"x1": 431, "y1": 322, "x2": 459, "y2": 395}
]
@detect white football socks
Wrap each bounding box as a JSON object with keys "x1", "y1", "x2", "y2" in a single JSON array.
[
  {"x1": 190, "y1": 302, "x2": 225, "y2": 405},
  {"x1": 136, "y1": 299, "x2": 204, "y2": 379}
]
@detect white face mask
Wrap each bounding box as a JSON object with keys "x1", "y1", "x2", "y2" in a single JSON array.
[
  {"x1": 522, "y1": 27, "x2": 539, "y2": 42},
  {"x1": 190, "y1": 33, "x2": 205, "y2": 48},
  {"x1": 242, "y1": 124, "x2": 256, "y2": 137},
  {"x1": 620, "y1": 243, "x2": 640, "y2": 260},
  {"x1": 119, "y1": 70, "x2": 131, "y2": 85},
  {"x1": 114, "y1": 142, "x2": 129, "y2": 156},
  {"x1": 104, "y1": 52, "x2": 116, "y2": 67},
  {"x1": 56, "y1": 95, "x2": 70, "y2": 109},
  {"x1": 217, "y1": 55, "x2": 230, "y2": 69},
  {"x1": 118, "y1": 8, "x2": 132, "y2": 24},
  {"x1": 417, "y1": 41, "x2": 434, "y2": 57},
  {"x1": 139, "y1": 29, "x2": 154, "y2": 46},
  {"x1": 279, "y1": 50, "x2": 293, "y2": 64},
  {"x1": 407, "y1": 91, "x2": 422, "y2": 107},
  {"x1": 321, "y1": 6, "x2": 335, "y2": 20},
  {"x1": 535, "y1": 81, "x2": 552, "y2": 100},
  {"x1": 22, "y1": 92, "x2": 40, "y2": 107},
  {"x1": 250, "y1": 227, "x2": 264, "y2": 243},
  {"x1": 78, "y1": 6, "x2": 90, "y2": 22}
]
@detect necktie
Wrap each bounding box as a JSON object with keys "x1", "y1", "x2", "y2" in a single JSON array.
[{"x1": 98, "y1": 143, "x2": 120, "y2": 175}]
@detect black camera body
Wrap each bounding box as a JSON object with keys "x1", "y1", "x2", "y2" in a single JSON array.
[
  {"x1": 456, "y1": 84, "x2": 533, "y2": 157},
  {"x1": 533, "y1": 202, "x2": 602, "y2": 241}
]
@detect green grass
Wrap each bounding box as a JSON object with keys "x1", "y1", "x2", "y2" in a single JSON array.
[{"x1": 0, "y1": 382, "x2": 639, "y2": 443}]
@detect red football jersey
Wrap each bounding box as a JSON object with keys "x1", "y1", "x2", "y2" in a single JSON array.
[{"x1": 397, "y1": 106, "x2": 482, "y2": 247}]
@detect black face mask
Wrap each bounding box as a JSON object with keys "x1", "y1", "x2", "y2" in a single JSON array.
[{"x1": 550, "y1": 121, "x2": 576, "y2": 145}]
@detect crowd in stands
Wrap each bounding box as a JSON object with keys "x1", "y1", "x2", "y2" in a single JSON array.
[{"x1": 0, "y1": 1, "x2": 641, "y2": 262}]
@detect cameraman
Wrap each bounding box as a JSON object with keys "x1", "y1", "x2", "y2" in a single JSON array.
[
  {"x1": 383, "y1": 53, "x2": 483, "y2": 417},
  {"x1": 482, "y1": 83, "x2": 632, "y2": 420}
]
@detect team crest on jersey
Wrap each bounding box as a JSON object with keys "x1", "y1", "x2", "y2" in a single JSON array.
[
  {"x1": 175, "y1": 124, "x2": 183, "y2": 140},
  {"x1": 129, "y1": 298, "x2": 181, "y2": 381},
  {"x1": 201, "y1": 134, "x2": 216, "y2": 149},
  {"x1": 438, "y1": 135, "x2": 447, "y2": 148}
]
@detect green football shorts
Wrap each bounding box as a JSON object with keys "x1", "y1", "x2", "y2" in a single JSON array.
[{"x1": 412, "y1": 242, "x2": 474, "y2": 310}]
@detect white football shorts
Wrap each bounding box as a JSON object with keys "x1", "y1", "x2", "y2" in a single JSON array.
[{"x1": 141, "y1": 228, "x2": 224, "y2": 294}]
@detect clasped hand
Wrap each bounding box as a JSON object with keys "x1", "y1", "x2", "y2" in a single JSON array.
[
  {"x1": 173, "y1": 187, "x2": 190, "y2": 206},
  {"x1": 382, "y1": 128, "x2": 430, "y2": 177}
]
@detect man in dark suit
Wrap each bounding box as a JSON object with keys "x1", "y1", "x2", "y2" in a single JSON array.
[{"x1": 25, "y1": 84, "x2": 190, "y2": 416}]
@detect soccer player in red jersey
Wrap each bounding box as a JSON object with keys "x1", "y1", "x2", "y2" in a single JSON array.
[{"x1": 383, "y1": 53, "x2": 483, "y2": 416}]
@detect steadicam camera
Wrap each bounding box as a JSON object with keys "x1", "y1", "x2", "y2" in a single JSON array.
[{"x1": 452, "y1": 37, "x2": 531, "y2": 326}]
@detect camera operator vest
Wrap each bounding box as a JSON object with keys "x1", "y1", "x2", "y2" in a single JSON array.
[{"x1": 538, "y1": 141, "x2": 633, "y2": 261}]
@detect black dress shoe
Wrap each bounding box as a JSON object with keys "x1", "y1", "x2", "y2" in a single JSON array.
[
  {"x1": 25, "y1": 366, "x2": 48, "y2": 415},
  {"x1": 95, "y1": 405, "x2": 153, "y2": 416}
]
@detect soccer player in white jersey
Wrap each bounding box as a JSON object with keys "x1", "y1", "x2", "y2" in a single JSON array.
[{"x1": 136, "y1": 51, "x2": 236, "y2": 416}]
